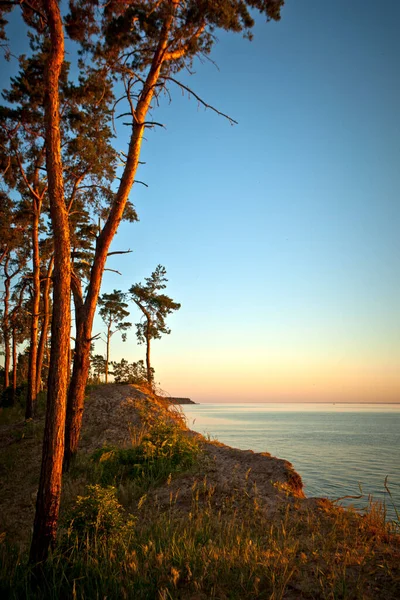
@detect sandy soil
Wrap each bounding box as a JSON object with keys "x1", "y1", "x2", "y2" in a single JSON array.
[
  {"x1": 0, "y1": 384, "x2": 323, "y2": 547},
  {"x1": 81, "y1": 385, "x2": 312, "y2": 519}
]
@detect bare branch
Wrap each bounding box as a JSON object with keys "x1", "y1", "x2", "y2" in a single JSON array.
[
  {"x1": 165, "y1": 77, "x2": 238, "y2": 125},
  {"x1": 120, "y1": 151, "x2": 145, "y2": 165},
  {"x1": 143, "y1": 121, "x2": 165, "y2": 128},
  {"x1": 67, "y1": 173, "x2": 85, "y2": 213},
  {"x1": 107, "y1": 250, "x2": 133, "y2": 257},
  {"x1": 104, "y1": 268, "x2": 122, "y2": 275},
  {"x1": 111, "y1": 94, "x2": 128, "y2": 134},
  {"x1": 134, "y1": 180, "x2": 148, "y2": 187},
  {"x1": 116, "y1": 112, "x2": 135, "y2": 120},
  {"x1": 10, "y1": 142, "x2": 43, "y2": 204}
]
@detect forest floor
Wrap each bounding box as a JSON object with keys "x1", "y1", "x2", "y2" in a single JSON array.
[{"x1": 0, "y1": 384, "x2": 399, "y2": 599}]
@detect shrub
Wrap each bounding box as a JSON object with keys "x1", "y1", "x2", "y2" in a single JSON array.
[
  {"x1": 111, "y1": 359, "x2": 153, "y2": 384},
  {"x1": 91, "y1": 421, "x2": 200, "y2": 488},
  {"x1": 65, "y1": 484, "x2": 126, "y2": 541}
]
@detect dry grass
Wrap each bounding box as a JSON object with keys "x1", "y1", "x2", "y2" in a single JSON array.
[{"x1": 0, "y1": 385, "x2": 399, "y2": 599}]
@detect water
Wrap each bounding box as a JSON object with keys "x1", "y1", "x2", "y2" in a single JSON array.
[{"x1": 182, "y1": 403, "x2": 400, "y2": 521}]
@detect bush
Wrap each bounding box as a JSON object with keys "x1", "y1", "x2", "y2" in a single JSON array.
[
  {"x1": 65, "y1": 484, "x2": 126, "y2": 542},
  {"x1": 91, "y1": 421, "x2": 200, "y2": 487}
]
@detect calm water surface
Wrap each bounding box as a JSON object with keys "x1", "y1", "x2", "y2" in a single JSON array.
[{"x1": 182, "y1": 403, "x2": 400, "y2": 520}]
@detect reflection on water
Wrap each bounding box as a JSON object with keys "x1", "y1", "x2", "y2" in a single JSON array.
[{"x1": 182, "y1": 403, "x2": 400, "y2": 520}]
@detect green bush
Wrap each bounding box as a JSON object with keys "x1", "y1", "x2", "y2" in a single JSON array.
[
  {"x1": 91, "y1": 421, "x2": 200, "y2": 487},
  {"x1": 64, "y1": 484, "x2": 126, "y2": 541}
]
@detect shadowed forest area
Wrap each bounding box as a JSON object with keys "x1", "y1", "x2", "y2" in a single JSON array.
[{"x1": 0, "y1": 1, "x2": 399, "y2": 598}]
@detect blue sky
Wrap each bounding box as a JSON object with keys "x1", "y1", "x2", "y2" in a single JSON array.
[
  {"x1": 97, "y1": 0, "x2": 399, "y2": 402},
  {"x1": 2, "y1": 1, "x2": 400, "y2": 402}
]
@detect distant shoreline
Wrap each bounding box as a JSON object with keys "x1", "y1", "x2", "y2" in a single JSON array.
[
  {"x1": 168, "y1": 397, "x2": 197, "y2": 405},
  {"x1": 184, "y1": 401, "x2": 400, "y2": 405}
]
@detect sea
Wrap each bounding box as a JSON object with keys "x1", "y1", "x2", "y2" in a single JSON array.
[{"x1": 181, "y1": 403, "x2": 400, "y2": 522}]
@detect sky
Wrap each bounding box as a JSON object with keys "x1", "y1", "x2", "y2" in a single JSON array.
[{"x1": 2, "y1": 1, "x2": 400, "y2": 403}]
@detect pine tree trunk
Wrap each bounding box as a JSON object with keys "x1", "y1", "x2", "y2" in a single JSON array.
[
  {"x1": 146, "y1": 319, "x2": 152, "y2": 385},
  {"x1": 36, "y1": 256, "x2": 54, "y2": 394},
  {"x1": 105, "y1": 323, "x2": 111, "y2": 383},
  {"x1": 64, "y1": 123, "x2": 147, "y2": 464},
  {"x1": 2, "y1": 259, "x2": 11, "y2": 390},
  {"x1": 29, "y1": 0, "x2": 70, "y2": 565},
  {"x1": 26, "y1": 212, "x2": 40, "y2": 418},
  {"x1": 3, "y1": 331, "x2": 10, "y2": 391},
  {"x1": 12, "y1": 326, "x2": 17, "y2": 404},
  {"x1": 64, "y1": 5, "x2": 178, "y2": 464},
  {"x1": 63, "y1": 307, "x2": 91, "y2": 470}
]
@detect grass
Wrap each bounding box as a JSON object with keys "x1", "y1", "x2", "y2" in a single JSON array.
[
  {"x1": 1, "y1": 475, "x2": 399, "y2": 599},
  {"x1": 0, "y1": 389, "x2": 399, "y2": 599}
]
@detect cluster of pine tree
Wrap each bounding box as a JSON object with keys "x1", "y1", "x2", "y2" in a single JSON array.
[
  {"x1": 0, "y1": 0, "x2": 283, "y2": 565},
  {"x1": 92, "y1": 265, "x2": 180, "y2": 386}
]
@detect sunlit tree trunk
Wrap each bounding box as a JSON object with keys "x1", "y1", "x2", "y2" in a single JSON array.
[
  {"x1": 29, "y1": 0, "x2": 70, "y2": 565},
  {"x1": 64, "y1": 299, "x2": 91, "y2": 470},
  {"x1": 36, "y1": 256, "x2": 54, "y2": 394}
]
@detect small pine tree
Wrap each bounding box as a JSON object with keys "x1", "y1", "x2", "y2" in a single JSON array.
[
  {"x1": 98, "y1": 290, "x2": 132, "y2": 383},
  {"x1": 129, "y1": 266, "x2": 180, "y2": 385}
]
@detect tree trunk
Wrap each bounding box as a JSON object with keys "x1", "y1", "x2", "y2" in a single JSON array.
[
  {"x1": 64, "y1": 119, "x2": 147, "y2": 466},
  {"x1": 11, "y1": 325, "x2": 17, "y2": 403},
  {"x1": 2, "y1": 257, "x2": 11, "y2": 390},
  {"x1": 26, "y1": 212, "x2": 40, "y2": 419},
  {"x1": 105, "y1": 323, "x2": 111, "y2": 383},
  {"x1": 29, "y1": 0, "x2": 70, "y2": 565},
  {"x1": 63, "y1": 307, "x2": 91, "y2": 470},
  {"x1": 146, "y1": 319, "x2": 152, "y2": 385},
  {"x1": 64, "y1": 3, "x2": 179, "y2": 464},
  {"x1": 36, "y1": 256, "x2": 54, "y2": 394},
  {"x1": 3, "y1": 331, "x2": 10, "y2": 391}
]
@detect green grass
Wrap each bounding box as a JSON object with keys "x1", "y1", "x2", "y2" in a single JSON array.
[{"x1": 91, "y1": 421, "x2": 200, "y2": 484}]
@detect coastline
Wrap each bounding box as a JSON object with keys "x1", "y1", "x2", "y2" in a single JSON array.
[
  {"x1": 1, "y1": 383, "x2": 399, "y2": 598},
  {"x1": 181, "y1": 401, "x2": 400, "y2": 518}
]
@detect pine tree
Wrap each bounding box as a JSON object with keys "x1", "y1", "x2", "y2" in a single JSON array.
[
  {"x1": 98, "y1": 290, "x2": 131, "y2": 383},
  {"x1": 64, "y1": 0, "x2": 284, "y2": 463},
  {"x1": 129, "y1": 265, "x2": 180, "y2": 385}
]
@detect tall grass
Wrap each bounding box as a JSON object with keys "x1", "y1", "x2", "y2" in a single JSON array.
[
  {"x1": 1, "y1": 472, "x2": 399, "y2": 599},
  {"x1": 0, "y1": 399, "x2": 399, "y2": 599}
]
